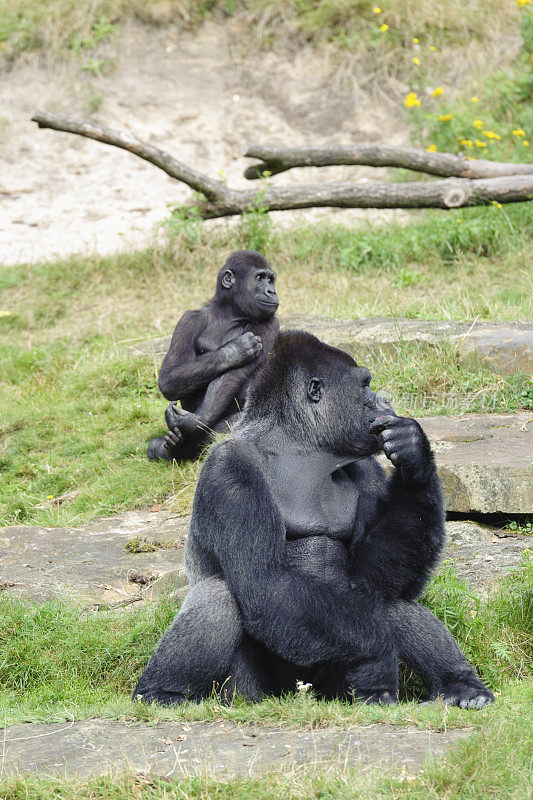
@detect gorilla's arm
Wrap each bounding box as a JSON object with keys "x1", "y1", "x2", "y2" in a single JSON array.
[
  {"x1": 158, "y1": 310, "x2": 261, "y2": 400},
  {"x1": 190, "y1": 439, "x2": 387, "y2": 666},
  {"x1": 350, "y1": 418, "x2": 445, "y2": 602}
]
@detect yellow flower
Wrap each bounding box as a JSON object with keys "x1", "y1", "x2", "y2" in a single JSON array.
[
  {"x1": 515, "y1": 0, "x2": 531, "y2": 7},
  {"x1": 47, "y1": 495, "x2": 54, "y2": 500},
  {"x1": 404, "y1": 92, "x2": 421, "y2": 108},
  {"x1": 413, "y1": 37, "x2": 419, "y2": 44},
  {"x1": 429, "y1": 45, "x2": 436, "y2": 51},
  {"x1": 523, "y1": 140, "x2": 530, "y2": 146},
  {"x1": 438, "y1": 113, "x2": 453, "y2": 122},
  {"x1": 473, "y1": 119, "x2": 484, "y2": 130},
  {"x1": 431, "y1": 86, "x2": 443, "y2": 97},
  {"x1": 483, "y1": 130, "x2": 501, "y2": 140},
  {"x1": 379, "y1": 23, "x2": 389, "y2": 31},
  {"x1": 457, "y1": 218, "x2": 462, "y2": 223},
  {"x1": 426, "y1": 144, "x2": 438, "y2": 152},
  {"x1": 413, "y1": 57, "x2": 421, "y2": 65},
  {"x1": 459, "y1": 138, "x2": 473, "y2": 149},
  {"x1": 475, "y1": 139, "x2": 487, "y2": 148},
  {"x1": 470, "y1": 96, "x2": 479, "y2": 103},
  {"x1": 373, "y1": 6, "x2": 382, "y2": 12},
  {"x1": 492, "y1": 201, "x2": 503, "y2": 208},
  {"x1": 513, "y1": 128, "x2": 525, "y2": 137}
]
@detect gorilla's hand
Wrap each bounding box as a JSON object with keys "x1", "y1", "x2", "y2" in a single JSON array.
[
  {"x1": 164, "y1": 427, "x2": 183, "y2": 453},
  {"x1": 223, "y1": 332, "x2": 263, "y2": 367},
  {"x1": 370, "y1": 415, "x2": 434, "y2": 485}
]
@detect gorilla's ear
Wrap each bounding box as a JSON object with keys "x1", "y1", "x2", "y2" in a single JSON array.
[
  {"x1": 307, "y1": 378, "x2": 323, "y2": 403},
  {"x1": 221, "y1": 269, "x2": 235, "y2": 289}
]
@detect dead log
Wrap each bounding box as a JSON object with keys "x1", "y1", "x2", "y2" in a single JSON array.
[
  {"x1": 31, "y1": 111, "x2": 533, "y2": 218},
  {"x1": 244, "y1": 143, "x2": 533, "y2": 180}
]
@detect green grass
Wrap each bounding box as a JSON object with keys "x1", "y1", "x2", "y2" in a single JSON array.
[
  {"x1": 0, "y1": 0, "x2": 521, "y2": 57},
  {"x1": 409, "y1": 8, "x2": 533, "y2": 161},
  {"x1": 0, "y1": 557, "x2": 530, "y2": 728},
  {"x1": 1, "y1": 206, "x2": 532, "y2": 526},
  {"x1": 0, "y1": 559, "x2": 531, "y2": 797},
  {"x1": 0, "y1": 681, "x2": 531, "y2": 798}
]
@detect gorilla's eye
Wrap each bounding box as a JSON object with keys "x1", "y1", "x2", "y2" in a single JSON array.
[{"x1": 307, "y1": 378, "x2": 323, "y2": 403}]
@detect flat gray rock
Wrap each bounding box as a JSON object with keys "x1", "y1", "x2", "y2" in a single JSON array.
[
  {"x1": 0, "y1": 719, "x2": 468, "y2": 778},
  {"x1": 0, "y1": 512, "x2": 529, "y2": 605},
  {"x1": 443, "y1": 521, "x2": 530, "y2": 591},
  {"x1": 419, "y1": 413, "x2": 533, "y2": 514},
  {"x1": 129, "y1": 316, "x2": 533, "y2": 376},
  {"x1": 0, "y1": 510, "x2": 188, "y2": 606}
]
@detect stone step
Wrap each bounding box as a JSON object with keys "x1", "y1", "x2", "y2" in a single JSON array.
[
  {"x1": 0, "y1": 718, "x2": 468, "y2": 779},
  {"x1": 129, "y1": 316, "x2": 533, "y2": 377},
  {"x1": 419, "y1": 412, "x2": 533, "y2": 514},
  {"x1": 0, "y1": 511, "x2": 529, "y2": 607},
  {"x1": 284, "y1": 315, "x2": 533, "y2": 377}
]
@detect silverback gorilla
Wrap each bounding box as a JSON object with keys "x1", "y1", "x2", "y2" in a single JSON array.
[
  {"x1": 135, "y1": 331, "x2": 494, "y2": 708},
  {"x1": 147, "y1": 250, "x2": 279, "y2": 460}
]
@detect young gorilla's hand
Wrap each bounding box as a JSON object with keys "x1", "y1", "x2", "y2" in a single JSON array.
[
  {"x1": 223, "y1": 332, "x2": 262, "y2": 367},
  {"x1": 370, "y1": 415, "x2": 434, "y2": 485},
  {"x1": 164, "y1": 427, "x2": 183, "y2": 453}
]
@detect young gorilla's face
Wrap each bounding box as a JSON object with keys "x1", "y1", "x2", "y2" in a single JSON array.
[{"x1": 306, "y1": 345, "x2": 395, "y2": 457}]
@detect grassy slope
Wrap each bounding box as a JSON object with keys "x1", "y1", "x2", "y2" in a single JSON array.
[{"x1": 1, "y1": 205, "x2": 532, "y2": 527}]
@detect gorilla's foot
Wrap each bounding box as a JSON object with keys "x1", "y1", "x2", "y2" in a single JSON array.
[
  {"x1": 426, "y1": 681, "x2": 494, "y2": 709},
  {"x1": 147, "y1": 436, "x2": 173, "y2": 461},
  {"x1": 351, "y1": 689, "x2": 398, "y2": 705},
  {"x1": 134, "y1": 689, "x2": 189, "y2": 706}
]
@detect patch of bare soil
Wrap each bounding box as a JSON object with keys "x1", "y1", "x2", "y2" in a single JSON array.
[{"x1": 0, "y1": 20, "x2": 409, "y2": 265}]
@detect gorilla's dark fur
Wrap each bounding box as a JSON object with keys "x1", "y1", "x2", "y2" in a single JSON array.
[
  {"x1": 147, "y1": 250, "x2": 279, "y2": 460},
  {"x1": 135, "y1": 331, "x2": 494, "y2": 708}
]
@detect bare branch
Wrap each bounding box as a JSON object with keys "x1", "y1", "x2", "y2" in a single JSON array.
[
  {"x1": 244, "y1": 143, "x2": 533, "y2": 180},
  {"x1": 31, "y1": 110, "x2": 229, "y2": 201},
  {"x1": 31, "y1": 111, "x2": 533, "y2": 220},
  {"x1": 195, "y1": 175, "x2": 533, "y2": 218}
]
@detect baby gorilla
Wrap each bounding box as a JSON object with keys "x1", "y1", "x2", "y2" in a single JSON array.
[
  {"x1": 147, "y1": 250, "x2": 279, "y2": 460},
  {"x1": 135, "y1": 331, "x2": 494, "y2": 709}
]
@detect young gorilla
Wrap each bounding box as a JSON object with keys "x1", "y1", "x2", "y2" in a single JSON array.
[
  {"x1": 135, "y1": 331, "x2": 494, "y2": 709},
  {"x1": 147, "y1": 250, "x2": 279, "y2": 460}
]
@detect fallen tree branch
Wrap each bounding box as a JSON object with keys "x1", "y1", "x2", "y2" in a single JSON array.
[
  {"x1": 243, "y1": 143, "x2": 533, "y2": 180},
  {"x1": 31, "y1": 111, "x2": 533, "y2": 218},
  {"x1": 31, "y1": 110, "x2": 228, "y2": 201}
]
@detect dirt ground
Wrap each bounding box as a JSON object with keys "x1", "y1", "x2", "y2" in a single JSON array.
[{"x1": 0, "y1": 20, "x2": 409, "y2": 265}]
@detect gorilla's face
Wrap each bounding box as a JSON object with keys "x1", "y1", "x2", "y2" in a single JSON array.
[
  {"x1": 305, "y1": 349, "x2": 395, "y2": 457},
  {"x1": 219, "y1": 256, "x2": 278, "y2": 321},
  {"x1": 240, "y1": 266, "x2": 279, "y2": 321}
]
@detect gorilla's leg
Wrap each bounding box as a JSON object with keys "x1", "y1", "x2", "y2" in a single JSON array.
[
  {"x1": 389, "y1": 601, "x2": 494, "y2": 708},
  {"x1": 312, "y1": 647, "x2": 398, "y2": 704},
  {"x1": 133, "y1": 578, "x2": 243, "y2": 704},
  {"x1": 222, "y1": 635, "x2": 298, "y2": 703}
]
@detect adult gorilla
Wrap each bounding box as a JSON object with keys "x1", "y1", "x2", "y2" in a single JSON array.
[
  {"x1": 147, "y1": 250, "x2": 279, "y2": 460},
  {"x1": 135, "y1": 331, "x2": 493, "y2": 709}
]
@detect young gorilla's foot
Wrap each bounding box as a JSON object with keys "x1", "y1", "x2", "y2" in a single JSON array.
[
  {"x1": 425, "y1": 679, "x2": 494, "y2": 709},
  {"x1": 165, "y1": 402, "x2": 205, "y2": 438},
  {"x1": 147, "y1": 427, "x2": 185, "y2": 461},
  {"x1": 147, "y1": 435, "x2": 173, "y2": 461}
]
